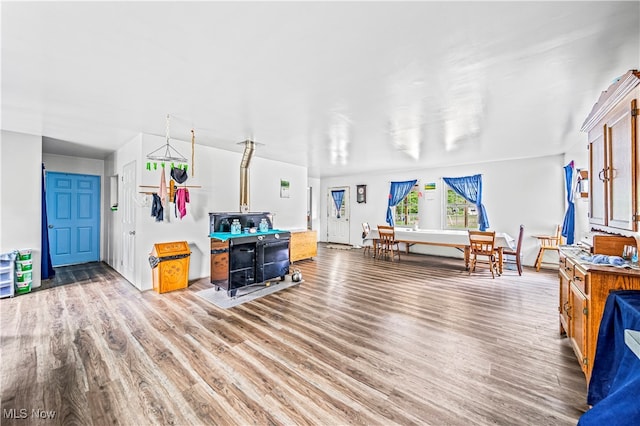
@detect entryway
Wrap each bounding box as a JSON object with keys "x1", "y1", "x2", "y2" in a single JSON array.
[
  {"x1": 46, "y1": 172, "x2": 100, "y2": 266},
  {"x1": 327, "y1": 186, "x2": 350, "y2": 244}
]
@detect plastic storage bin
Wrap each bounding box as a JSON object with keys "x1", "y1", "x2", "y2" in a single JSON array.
[
  {"x1": 16, "y1": 249, "x2": 32, "y2": 261},
  {"x1": 15, "y1": 270, "x2": 32, "y2": 294},
  {"x1": 0, "y1": 252, "x2": 16, "y2": 298},
  {"x1": 149, "y1": 241, "x2": 191, "y2": 294},
  {"x1": 15, "y1": 259, "x2": 33, "y2": 272},
  {"x1": 14, "y1": 248, "x2": 32, "y2": 294}
]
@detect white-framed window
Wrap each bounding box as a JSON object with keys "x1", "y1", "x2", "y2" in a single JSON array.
[
  {"x1": 445, "y1": 186, "x2": 478, "y2": 229},
  {"x1": 394, "y1": 184, "x2": 420, "y2": 226}
]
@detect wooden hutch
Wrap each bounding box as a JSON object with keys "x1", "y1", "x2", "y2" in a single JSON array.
[{"x1": 558, "y1": 70, "x2": 640, "y2": 382}]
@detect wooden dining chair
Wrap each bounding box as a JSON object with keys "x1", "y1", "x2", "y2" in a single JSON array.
[
  {"x1": 468, "y1": 230, "x2": 499, "y2": 278},
  {"x1": 377, "y1": 225, "x2": 400, "y2": 261},
  {"x1": 534, "y1": 225, "x2": 562, "y2": 271},
  {"x1": 500, "y1": 225, "x2": 524, "y2": 275},
  {"x1": 361, "y1": 222, "x2": 374, "y2": 256}
]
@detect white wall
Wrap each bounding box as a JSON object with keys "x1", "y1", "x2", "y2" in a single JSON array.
[
  {"x1": 106, "y1": 133, "x2": 308, "y2": 291},
  {"x1": 43, "y1": 153, "x2": 106, "y2": 261},
  {"x1": 1, "y1": 127, "x2": 586, "y2": 290},
  {"x1": 321, "y1": 154, "x2": 575, "y2": 268},
  {"x1": 0, "y1": 130, "x2": 43, "y2": 287}
]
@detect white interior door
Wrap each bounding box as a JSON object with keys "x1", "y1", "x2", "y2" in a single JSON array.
[
  {"x1": 327, "y1": 186, "x2": 350, "y2": 244},
  {"x1": 121, "y1": 161, "x2": 136, "y2": 283}
]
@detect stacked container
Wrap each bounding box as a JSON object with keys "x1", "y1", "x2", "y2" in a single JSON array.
[
  {"x1": 14, "y1": 249, "x2": 32, "y2": 294},
  {"x1": 0, "y1": 252, "x2": 16, "y2": 298}
]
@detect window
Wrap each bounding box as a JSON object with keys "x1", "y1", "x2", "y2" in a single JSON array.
[
  {"x1": 394, "y1": 184, "x2": 419, "y2": 226},
  {"x1": 333, "y1": 199, "x2": 346, "y2": 218},
  {"x1": 329, "y1": 189, "x2": 347, "y2": 219},
  {"x1": 445, "y1": 187, "x2": 478, "y2": 229}
]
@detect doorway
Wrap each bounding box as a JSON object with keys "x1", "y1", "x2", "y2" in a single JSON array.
[
  {"x1": 121, "y1": 161, "x2": 137, "y2": 284},
  {"x1": 45, "y1": 172, "x2": 100, "y2": 266},
  {"x1": 327, "y1": 186, "x2": 350, "y2": 244}
]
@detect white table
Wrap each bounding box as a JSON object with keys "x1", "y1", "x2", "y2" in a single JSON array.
[{"x1": 366, "y1": 228, "x2": 515, "y2": 272}]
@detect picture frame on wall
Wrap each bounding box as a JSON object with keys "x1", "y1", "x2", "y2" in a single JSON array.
[
  {"x1": 356, "y1": 184, "x2": 366, "y2": 203},
  {"x1": 280, "y1": 179, "x2": 290, "y2": 198}
]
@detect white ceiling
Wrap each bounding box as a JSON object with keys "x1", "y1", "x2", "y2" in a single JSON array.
[{"x1": 2, "y1": 1, "x2": 638, "y2": 178}]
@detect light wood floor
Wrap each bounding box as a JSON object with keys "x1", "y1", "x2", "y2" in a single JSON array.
[{"x1": 1, "y1": 244, "x2": 588, "y2": 425}]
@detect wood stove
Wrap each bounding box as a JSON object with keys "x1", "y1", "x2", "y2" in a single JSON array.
[{"x1": 209, "y1": 212, "x2": 290, "y2": 297}]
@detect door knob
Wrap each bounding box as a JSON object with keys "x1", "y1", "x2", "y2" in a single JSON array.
[
  {"x1": 129, "y1": 231, "x2": 136, "y2": 235},
  {"x1": 48, "y1": 224, "x2": 54, "y2": 229}
]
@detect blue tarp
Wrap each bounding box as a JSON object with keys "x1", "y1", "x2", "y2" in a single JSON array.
[{"x1": 578, "y1": 291, "x2": 640, "y2": 425}]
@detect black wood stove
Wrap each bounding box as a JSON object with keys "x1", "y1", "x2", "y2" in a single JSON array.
[{"x1": 209, "y1": 212, "x2": 290, "y2": 297}]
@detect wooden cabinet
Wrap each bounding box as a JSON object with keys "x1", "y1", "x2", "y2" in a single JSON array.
[
  {"x1": 559, "y1": 245, "x2": 640, "y2": 382},
  {"x1": 559, "y1": 253, "x2": 589, "y2": 375},
  {"x1": 569, "y1": 279, "x2": 588, "y2": 373},
  {"x1": 581, "y1": 70, "x2": 639, "y2": 233},
  {"x1": 290, "y1": 230, "x2": 317, "y2": 262},
  {"x1": 210, "y1": 239, "x2": 229, "y2": 287},
  {"x1": 151, "y1": 241, "x2": 190, "y2": 294},
  {"x1": 558, "y1": 253, "x2": 571, "y2": 335}
]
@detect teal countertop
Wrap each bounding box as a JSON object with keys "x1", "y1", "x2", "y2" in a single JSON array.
[{"x1": 209, "y1": 229, "x2": 290, "y2": 242}]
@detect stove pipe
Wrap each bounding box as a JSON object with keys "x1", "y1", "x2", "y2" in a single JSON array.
[{"x1": 239, "y1": 140, "x2": 255, "y2": 213}]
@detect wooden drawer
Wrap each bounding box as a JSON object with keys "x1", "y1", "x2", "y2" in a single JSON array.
[
  {"x1": 559, "y1": 254, "x2": 567, "y2": 269},
  {"x1": 561, "y1": 258, "x2": 574, "y2": 278},
  {"x1": 593, "y1": 235, "x2": 637, "y2": 256},
  {"x1": 212, "y1": 239, "x2": 228, "y2": 249},
  {"x1": 572, "y1": 266, "x2": 588, "y2": 295}
]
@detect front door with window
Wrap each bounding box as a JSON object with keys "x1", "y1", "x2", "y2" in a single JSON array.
[
  {"x1": 46, "y1": 172, "x2": 100, "y2": 266},
  {"x1": 327, "y1": 186, "x2": 350, "y2": 244}
]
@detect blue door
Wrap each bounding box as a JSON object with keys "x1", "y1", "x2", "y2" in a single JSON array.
[{"x1": 46, "y1": 172, "x2": 100, "y2": 266}]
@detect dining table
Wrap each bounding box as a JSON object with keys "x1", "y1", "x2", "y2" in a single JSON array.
[{"x1": 366, "y1": 227, "x2": 516, "y2": 273}]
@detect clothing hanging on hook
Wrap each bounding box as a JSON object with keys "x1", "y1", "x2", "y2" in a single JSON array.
[
  {"x1": 151, "y1": 194, "x2": 163, "y2": 222},
  {"x1": 175, "y1": 188, "x2": 189, "y2": 219},
  {"x1": 159, "y1": 167, "x2": 168, "y2": 207},
  {"x1": 171, "y1": 166, "x2": 188, "y2": 184}
]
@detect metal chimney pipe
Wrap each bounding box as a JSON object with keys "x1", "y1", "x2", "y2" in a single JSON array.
[{"x1": 239, "y1": 140, "x2": 255, "y2": 213}]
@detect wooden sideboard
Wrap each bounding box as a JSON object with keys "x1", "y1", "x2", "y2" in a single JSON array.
[
  {"x1": 290, "y1": 230, "x2": 317, "y2": 262},
  {"x1": 559, "y1": 245, "x2": 640, "y2": 382}
]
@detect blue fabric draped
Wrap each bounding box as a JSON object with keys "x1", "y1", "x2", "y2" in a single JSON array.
[
  {"x1": 386, "y1": 180, "x2": 417, "y2": 226},
  {"x1": 41, "y1": 163, "x2": 55, "y2": 279},
  {"x1": 331, "y1": 190, "x2": 345, "y2": 218},
  {"x1": 443, "y1": 174, "x2": 489, "y2": 231},
  {"x1": 561, "y1": 161, "x2": 576, "y2": 245},
  {"x1": 579, "y1": 291, "x2": 640, "y2": 425}
]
